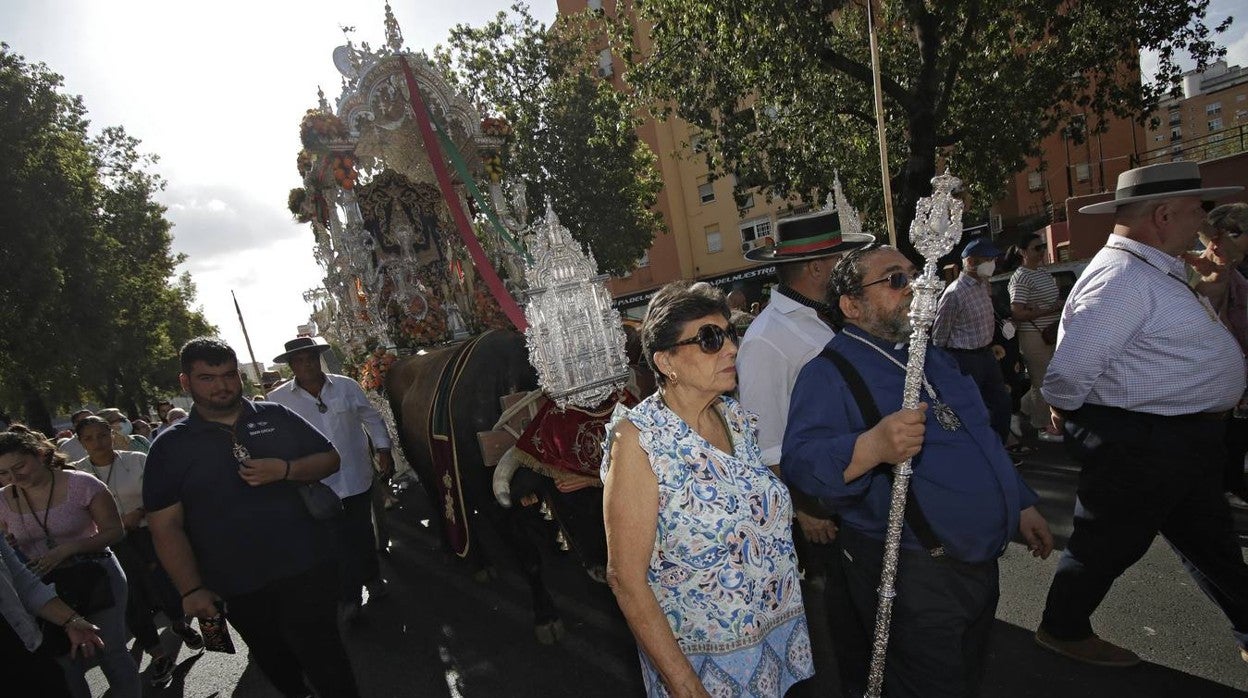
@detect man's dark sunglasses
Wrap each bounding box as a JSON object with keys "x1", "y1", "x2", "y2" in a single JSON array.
[
  {"x1": 862, "y1": 271, "x2": 918, "y2": 291},
  {"x1": 665, "y1": 323, "x2": 739, "y2": 353}
]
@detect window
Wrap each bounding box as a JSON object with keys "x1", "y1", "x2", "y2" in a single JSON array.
[
  {"x1": 739, "y1": 217, "x2": 772, "y2": 245},
  {"x1": 1027, "y1": 171, "x2": 1043, "y2": 192},
  {"x1": 587, "y1": 0, "x2": 603, "y2": 10},
  {"x1": 697, "y1": 177, "x2": 715, "y2": 204},
  {"x1": 690, "y1": 131, "x2": 707, "y2": 154},
  {"x1": 1209, "y1": 117, "x2": 1224, "y2": 131},
  {"x1": 1075, "y1": 163, "x2": 1091, "y2": 183},
  {"x1": 1236, "y1": 109, "x2": 1248, "y2": 121},
  {"x1": 732, "y1": 173, "x2": 754, "y2": 208},
  {"x1": 1206, "y1": 101, "x2": 1222, "y2": 117},
  {"x1": 635, "y1": 251, "x2": 649, "y2": 268},
  {"x1": 705, "y1": 224, "x2": 723, "y2": 254},
  {"x1": 1170, "y1": 125, "x2": 1182, "y2": 141},
  {"x1": 596, "y1": 49, "x2": 613, "y2": 78},
  {"x1": 1168, "y1": 109, "x2": 1182, "y2": 125}
]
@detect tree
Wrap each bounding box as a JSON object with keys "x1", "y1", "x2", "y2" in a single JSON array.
[
  {"x1": 0, "y1": 45, "x2": 214, "y2": 431},
  {"x1": 616, "y1": 0, "x2": 1231, "y2": 258},
  {"x1": 435, "y1": 2, "x2": 665, "y2": 276}
]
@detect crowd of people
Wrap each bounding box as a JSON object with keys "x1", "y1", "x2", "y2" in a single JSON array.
[
  {"x1": 1, "y1": 161, "x2": 1246, "y2": 698},
  {"x1": 602, "y1": 161, "x2": 1248, "y2": 698},
  {"x1": 1, "y1": 334, "x2": 394, "y2": 697}
]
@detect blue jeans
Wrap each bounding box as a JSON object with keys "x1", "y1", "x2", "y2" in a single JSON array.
[{"x1": 57, "y1": 552, "x2": 141, "y2": 697}]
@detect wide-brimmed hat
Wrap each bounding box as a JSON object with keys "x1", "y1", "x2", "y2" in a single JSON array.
[
  {"x1": 1078, "y1": 161, "x2": 1242, "y2": 215},
  {"x1": 744, "y1": 210, "x2": 875, "y2": 263},
  {"x1": 273, "y1": 336, "x2": 332, "y2": 364}
]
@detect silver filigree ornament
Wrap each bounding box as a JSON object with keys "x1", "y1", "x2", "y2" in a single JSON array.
[
  {"x1": 522, "y1": 201, "x2": 630, "y2": 409},
  {"x1": 864, "y1": 168, "x2": 966, "y2": 698}
]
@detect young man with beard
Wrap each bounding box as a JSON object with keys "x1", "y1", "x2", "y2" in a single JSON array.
[
  {"x1": 267, "y1": 336, "x2": 394, "y2": 622},
  {"x1": 143, "y1": 337, "x2": 359, "y2": 698},
  {"x1": 783, "y1": 245, "x2": 1053, "y2": 697}
]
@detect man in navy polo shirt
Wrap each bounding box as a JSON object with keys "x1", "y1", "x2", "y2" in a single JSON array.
[{"x1": 144, "y1": 337, "x2": 359, "y2": 698}]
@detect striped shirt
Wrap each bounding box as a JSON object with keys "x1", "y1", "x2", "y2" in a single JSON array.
[
  {"x1": 1042, "y1": 234, "x2": 1246, "y2": 416},
  {"x1": 1009, "y1": 266, "x2": 1060, "y2": 333},
  {"x1": 932, "y1": 272, "x2": 995, "y2": 350}
]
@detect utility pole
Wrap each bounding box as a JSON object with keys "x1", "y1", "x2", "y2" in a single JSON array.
[{"x1": 231, "y1": 290, "x2": 262, "y2": 384}]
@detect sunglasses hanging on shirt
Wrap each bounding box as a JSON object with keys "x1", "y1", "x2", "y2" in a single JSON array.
[
  {"x1": 316, "y1": 395, "x2": 328, "y2": 414},
  {"x1": 664, "y1": 323, "x2": 739, "y2": 354}
]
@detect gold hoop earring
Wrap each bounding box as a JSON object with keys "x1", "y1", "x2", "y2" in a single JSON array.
[{"x1": 669, "y1": 372, "x2": 678, "y2": 385}]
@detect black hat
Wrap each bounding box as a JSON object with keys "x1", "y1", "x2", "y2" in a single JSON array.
[
  {"x1": 273, "y1": 336, "x2": 332, "y2": 364},
  {"x1": 744, "y1": 210, "x2": 875, "y2": 263}
]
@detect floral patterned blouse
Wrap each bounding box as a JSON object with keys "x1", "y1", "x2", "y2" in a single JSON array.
[{"x1": 603, "y1": 394, "x2": 813, "y2": 697}]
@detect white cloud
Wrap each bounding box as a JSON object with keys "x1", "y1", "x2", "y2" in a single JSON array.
[{"x1": 2, "y1": 0, "x2": 557, "y2": 365}]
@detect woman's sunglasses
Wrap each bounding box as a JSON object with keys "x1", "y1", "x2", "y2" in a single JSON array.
[
  {"x1": 665, "y1": 323, "x2": 739, "y2": 354},
  {"x1": 861, "y1": 271, "x2": 918, "y2": 291}
]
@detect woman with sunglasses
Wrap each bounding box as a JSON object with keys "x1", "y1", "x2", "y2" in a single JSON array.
[
  {"x1": 1191, "y1": 202, "x2": 1248, "y2": 503},
  {"x1": 602, "y1": 281, "x2": 813, "y2": 698},
  {"x1": 0, "y1": 429, "x2": 140, "y2": 697},
  {"x1": 1008, "y1": 231, "x2": 1064, "y2": 445},
  {"x1": 73, "y1": 416, "x2": 203, "y2": 685}
]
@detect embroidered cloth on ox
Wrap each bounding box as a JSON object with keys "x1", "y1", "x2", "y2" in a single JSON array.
[
  {"x1": 601, "y1": 394, "x2": 813, "y2": 697},
  {"x1": 512, "y1": 390, "x2": 639, "y2": 490}
]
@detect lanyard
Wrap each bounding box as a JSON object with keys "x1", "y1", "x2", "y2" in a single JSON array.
[
  {"x1": 16, "y1": 477, "x2": 57, "y2": 549},
  {"x1": 1105, "y1": 245, "x2": 1218, "y2": 323}
]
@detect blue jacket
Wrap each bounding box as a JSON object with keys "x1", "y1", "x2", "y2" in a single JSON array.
[{"x1": 781, "y1": 326, "x2": 1038, "y2": 563}]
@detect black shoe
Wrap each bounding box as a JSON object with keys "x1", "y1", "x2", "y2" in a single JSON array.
[
  {"x1": 174, "y1": 622, "x2": 204, "y2": 651},
  {"x1": 149, "y1": 654, "x2": 175, "y2": 685}
]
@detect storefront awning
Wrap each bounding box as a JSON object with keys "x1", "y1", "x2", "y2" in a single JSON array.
[{"x1": 611, "y1": 264, "x2": 778, "y2": 310}]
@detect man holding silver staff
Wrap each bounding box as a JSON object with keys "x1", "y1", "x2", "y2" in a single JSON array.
[
  {"x1": 783, "y1": 243, "x2": 1053, "y2": 697},
  {"x1": 1036, "y1": 161, "x2": 1248, "y2": 667}
]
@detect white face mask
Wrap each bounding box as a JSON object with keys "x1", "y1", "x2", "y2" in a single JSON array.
[
  {"x1": 975, "y1": 261, "x2": 996, "y2": 278},
  {"x1": 116, "y1": 420, "x2": 133, "y2": 437}
]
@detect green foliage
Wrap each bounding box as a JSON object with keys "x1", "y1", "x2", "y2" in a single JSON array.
[
  {"x1": 0, "y1": 44, "x2": 214, "y2": 430},
  {"x1": 435, "y1": 2, "x2": 664, "y2": 276},
  {"x1": 617, "y1": 0, "x2": 1231, "y2": 257}
]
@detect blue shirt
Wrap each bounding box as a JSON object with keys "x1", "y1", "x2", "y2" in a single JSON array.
[
  {"x1": 1042, "y1": 234, "x2": 1245, "y2": 415},
  {"x1": 143, "y1": 400, "x2": 337, "y2": 597},
  {"x1": 781, "y1": 326, "x2": 1038, "y2": 563}
]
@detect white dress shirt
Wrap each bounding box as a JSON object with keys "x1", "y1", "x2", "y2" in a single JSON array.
[
  {"x1": 1042, "y1": 234, "x2": 1246, "y2": 415},
  {"x1": 736, "y1": 290, "x2": 835, "y2": 465},
  {"x1": 267, "y1": 374, "x2": 393, "y2": 498}
]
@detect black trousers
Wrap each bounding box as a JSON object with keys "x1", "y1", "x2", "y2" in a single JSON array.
[
  {"x1": 839, "y1": 526, "x2": 999, "y2": 698},
  {"x1": 788, "y1": 524, "x2": 870, "y2": 698},
  {"x1": 1224, "y1": 416, "x2": 1248, "y2": 498},
  {"x1": 1041, "y1": 404, "x2": 1248, "y2": 649},
  {"x1": 0, "y1": 618, "x2": 71, "y2": 698},
  {"x1": 948, "y1": 348, "x2": 1012, "y2": 443},
  {"x1": 226, "y1": 563, "x2": 360, "y2": 698},
  {"x1": 334, "y1": 486, "x2": 382, "y2": 604},
  {"x1": 111, "y1": 528, "x2": 183, "y2": 651}
]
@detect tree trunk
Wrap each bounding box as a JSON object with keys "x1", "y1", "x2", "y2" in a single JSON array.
[
  {"x1": 19, "y1": 379, "x2": 55, "y2": 436},
  {"x1": 892, "y1": 111, "x2": 941, "y2": 263}
]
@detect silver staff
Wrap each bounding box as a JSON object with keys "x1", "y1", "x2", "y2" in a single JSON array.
[{"x1": 865, "y1": 170, "x2": 965, "y2": 698}]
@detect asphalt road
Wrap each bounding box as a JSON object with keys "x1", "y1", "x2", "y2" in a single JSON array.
[{"x1": 86, "y1": 441, "x2": 1248, "y2": 697}]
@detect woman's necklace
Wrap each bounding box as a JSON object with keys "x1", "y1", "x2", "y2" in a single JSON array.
[
  {"x1": 17, "y1": 473, "x2": 58, "y2": 550},
  {"x1": 85, "y1": 452, "x2": 117, "y2": 487},
  {"x1": 842, "y1": 331, "x2": 963, "y2": 432}
]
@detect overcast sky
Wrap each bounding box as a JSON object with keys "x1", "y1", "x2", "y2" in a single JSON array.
[{"x1": 2, "y1": 1, "x2": 1243, "y2": 370}]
